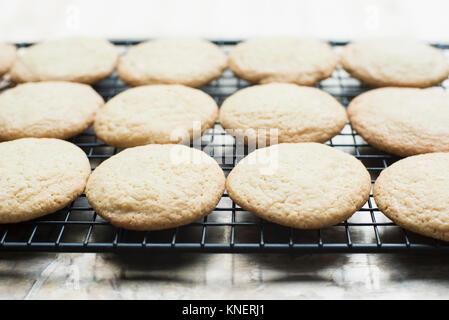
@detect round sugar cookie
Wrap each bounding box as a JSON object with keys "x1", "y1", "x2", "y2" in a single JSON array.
[
  {"x1": 348, "y1": 87, "x2": 449, "y2": 157},
  {"x1": 228, "y1": 37, "x2": 337, "y2": 85},
  {"x1": 0, "y1": 43, "x2": 16, "y2": 76},
  {"x1": 0, "y1": 81, "x2": 104, "y2": 141},
  {"x1": 219, "y1": 83, "x2": 347, "y2": 145},
  {"x1": 94, "y1": 84, "x2": 218, "y2": 148},
  {"x1": 117, "y1": 38, "x2": 227, "y2": 87},
  {"x1": 341, "y1": 38, "x2": 449, "y2": 88},
  {"x1": 226, "y1": 143, "x2": 371, "y2": 229},
  {"x1": 10, "y1": 37, "x2": 118, "y2": 84},
  {"x1": 374, "y1": 153, "x2": 449, "y2": 241},
  {"x1": 86, "y1": 144, "x2": 225, "y2": 230},
  {"x1": 0, "y1": 138, "x2": 91, "y2": 223}
]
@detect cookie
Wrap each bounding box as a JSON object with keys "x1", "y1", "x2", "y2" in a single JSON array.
[
  {"x1": 226, "y1": 143, "x2": 371, "y2": 229},
  {"x1": 374, "y1": 153, "x2": 449, "y2": 241},
  {"x1": 0, "y1": 81, "x2": 104, "y2": 141},
  {"x1": 117, "y1": 38, "x2": 227, "y2": 87},
  {"x1": 86, "y1": 144, "x2": 225, "y2": 230},
  {"x1": 0, "y1": 43, "x2": 16, "y2": 76},
  {"x1": 219, "y1": 83, "x2": 347, "y2": 145},
  {"x1": 228, "y1": 37, "x2": 337, "y2": 85},
  {"x1": 341, "y1": 38, "x2": 449, "y2": 88},
  {"x1": 10, "y1": 37, "x2": 118, "y2": 84},
  {"x1": 94, "y1": 84, "x2": 218, "y2": 148},
  {"x1": 348, "y1": 87, "x2": 449, "y2": 157},
  {"x1": 0, "y1": 138, "x2": 91, "y2": 223}
]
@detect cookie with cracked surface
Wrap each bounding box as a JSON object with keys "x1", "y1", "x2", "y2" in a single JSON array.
[
  {"x1": 117, "y1": 38, "x2": 227, "y2": 87},
  {"x1": 348, "y1": 87, "x2": 449, "y2": 157},
  {"x1": 86, "y1": 144, "x2": 225, "y2": 231},
  {"x1": 341, "y1": 38, "x2": 449, "y2": 88},
  {"x1": 374, "y1": 152, "x2": 449, "y2": 241},
  {"x1": 226, "y1": 143, "x2": 371, "y2": 229},
  {"x1": 0, "y1": 81, "x2": 104, "y2": 141},
  {"x1": 94, "y1": 84, "x2": 218, "y2": 148},
  {"x1": 219, "y1": 83, "x2": 347, "y2": 145},
  {"x1": 10, "y1": 37, "x2": 118, "y2": 84},
  {"x1": 0, "y1": 138, "x2": 91, "y2": 223},
  {"x1": 0, "y1": 43, "x2": 16, "y2": 76},
  {"x1": 228, "y1": 37, "x2": 337, "y2": 85}
]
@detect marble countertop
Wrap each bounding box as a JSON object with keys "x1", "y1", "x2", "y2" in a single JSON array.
[{"x1": 2, "y1": 252, "x2": 449, "y2": 299}]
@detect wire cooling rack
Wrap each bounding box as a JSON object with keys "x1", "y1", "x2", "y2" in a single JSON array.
[{"x1": 1, "y1": 40, "x2": 449, "y2": 253}]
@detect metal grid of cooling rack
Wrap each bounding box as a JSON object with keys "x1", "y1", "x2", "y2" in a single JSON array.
[{"x1": 1, "y1": 40, "x2": 449, "y2": 253}]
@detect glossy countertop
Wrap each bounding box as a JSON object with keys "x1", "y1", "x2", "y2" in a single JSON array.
[{"x1": 1, "y1": 252, "x2": 449, "y2": 299}]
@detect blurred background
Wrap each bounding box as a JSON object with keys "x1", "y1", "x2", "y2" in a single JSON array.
[{"x1": 1, "y1": 0, "x2": 449, "y2": 43}]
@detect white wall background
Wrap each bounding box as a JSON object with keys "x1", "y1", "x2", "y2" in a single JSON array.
[{"x1": 1, "y1": 0, "x2": 449, "y2": 42}]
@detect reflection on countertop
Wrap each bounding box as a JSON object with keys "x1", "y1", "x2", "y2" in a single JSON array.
[{"x1": 1, "y1": 252, "x2": 448, "y2": 299}]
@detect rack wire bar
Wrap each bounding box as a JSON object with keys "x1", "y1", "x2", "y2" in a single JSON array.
[{"x1": 1, "y1": 40, "x2": 449, "y2": 254}]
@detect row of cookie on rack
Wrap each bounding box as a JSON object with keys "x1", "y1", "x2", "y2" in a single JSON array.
[
  {"x1": 1, "y1": 79, "x2": 448, "y2": 157},
  {"x1": 1, "y1": 37, "x2": 449, "y2": 243},
  {"x1": 1, "y1": 36, "x2": 449, "y2": 87}
]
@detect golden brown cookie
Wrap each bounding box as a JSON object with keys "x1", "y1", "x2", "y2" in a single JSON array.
[
  {"x1": 0, "y1": 81, "x2": 104, "y2": 141},
  {"x1": 348, "y1": 87, "x2": 449, "y2": 156},
  {"x1": 219, "y1": 83, "x2": 347, "y2": 145},
  {"x1": 10, "y1": 37, "x2": 118, "y2": 84},
  {"x1": 374, "y1": 152, "x2": 449, "y2": 241},
  {"x1": 94, "y1": 84, "x2": 218, "y2": 148},
  {"x1": 228, "y1": 37, "x2": 337, "y2": 85},
  {"x1": 0, "y1": 138, "x2": 91, "y2": 223},
  {"x1": 117, "y1": 38, "x2": 227, "y2": 87},
  {"x1": 0, "y1": 43, "x2": 16, "y2": 76},
  {"x1": 341, "y1": 38, "x2": 449, "y2": 87},
  {"x1": 226, "y1": 143, "x2": 371, "y2": 229},
  {"x1": 86, "y1": 144, "x2": 225, "y2": 231}
]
